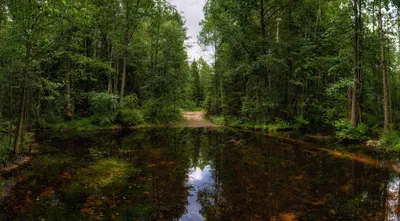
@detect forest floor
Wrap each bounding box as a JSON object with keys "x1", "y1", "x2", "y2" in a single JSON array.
[{"x1": 174, "y1": 112, "x2": 221, "y2": 128}]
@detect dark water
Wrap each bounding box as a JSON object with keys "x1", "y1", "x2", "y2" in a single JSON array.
[{"x1": 1, "y1": 127, "x2": 400, "y2": 220}]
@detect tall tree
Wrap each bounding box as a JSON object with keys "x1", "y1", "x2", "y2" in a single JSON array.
[
  {"x1": 379, "y1": 0, "x2": 391, "y2": 132},
  {"x1": 351, "y1": 0, "x2": 362, "y2": 126}
]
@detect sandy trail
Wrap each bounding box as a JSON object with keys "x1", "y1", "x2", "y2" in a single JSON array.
[{"x1": 174, "y1": 112, "x2": 220, "y2": 128}]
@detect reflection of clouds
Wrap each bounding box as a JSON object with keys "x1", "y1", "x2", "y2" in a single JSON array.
[
  {"x1": 387, "y1": 176, "x2": 400, "y2": 221},
  {"x1": 180, "y1": 166, "x2": 212, "y2": 221},
  {"x1": 190, "y1": 168, "x2": 204, "y2": 181}
]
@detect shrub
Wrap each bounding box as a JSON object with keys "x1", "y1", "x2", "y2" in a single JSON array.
[
  {"x1": 88, "y1": 92, "x2": 118, "y2": 125},
  {"x1": 380, "y1": 131, "x2": 400, "y2": 150},
  {"x1": 211, "y1": 116, "x2": 225, "y2": 125},
  {"x1": 115, "y1": 109, "x2": 144, "y2": 127},
  {"x1": 0, "y1": 135, "x2": 12, "y2": 164},
  {"x1": 334, "y1": 119, "x2": 369, "y2": 141},
  {"x1": 293, "y1": 116, "x2": 310, "y2": 130},
  {"x1": 142, "y1": 99, "x2": 180, "y2": 124},
  {"x1": 123, "y1": 94, "x2": 139, "y2": 109}
]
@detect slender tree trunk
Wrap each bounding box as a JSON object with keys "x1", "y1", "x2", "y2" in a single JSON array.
[
  {"x1": 13, "y1": 40, "x2": 31, "y2": 154},
  {"x1": 351, "y1": 0, "x2": 360, "y2": 126},
  {"x1": 120, "y1": 33, "x2": 128, "y2": 105},
  {"x1": 108, "y1": 44, "x2": 113, "y2": 94},
  {"x1": 214, "y1": 42, "x2": 220, "y2": 115},
  {"x1": 65, "y1": 58, "x2": 72, "y2": 120},
  {"x1": 0, "y1": 87, "x2": 3, "y2": 125},
  {"x1": 260, "y1": 0, "x2": 267, "y2": 55},
  {"x1": 347, "y1": 88, "x2": 352, "y2": 119},
  {"x1": 114, "y1": 59, "x2": 119, "y2": 95},
  {"x1": 276, "y1": 17, "x2": 281, "y2": 42},
  {"x1": 379, "y1": 0, "x2": 391, "y2": 132},
  {"x1": 108, "y1": 76, "x2": 112, "y2": 93},
  {"x1": 8, "y1": 68, "x2": 13, "y2": 144}
]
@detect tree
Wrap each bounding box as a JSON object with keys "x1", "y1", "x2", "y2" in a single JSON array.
[
  {"x1": 378, "y1": 0, "x2": 391, "y2": 132},
  {"x1": 191, "y1": 60, "x2": 202, "y2": 106}
]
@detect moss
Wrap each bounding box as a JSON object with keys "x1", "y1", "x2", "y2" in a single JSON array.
[{"x1": 68, "y1": 159, "x2": 140, "y2": 191}]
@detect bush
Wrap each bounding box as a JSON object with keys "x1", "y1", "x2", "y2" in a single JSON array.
[
  {"x1": 211, "y1": 116, "x2": 225, "y2": 125},
  {"x1": 123, "y1": 94, "x2": 139, "y2": 109},
  {"x1": 293, "y1": 116, "x2": 310, "y2": 130},
  {"x1": 115, "y1": 109, "x2": 144, "y2": 127},
  {"x1": 0, "y1": 135, "x2": 12, "y2": 164},
  {"x1": 380, "y1": 131, "x2": 400, "y2": 150},
  {"x1": 88, "y1": 92, "x2": 118, "y2": 125},
  {"x1": 334, "y1": 119, "x2": 369, "y2": 141},
  {"x1": 142, "y1": 99, "x2": 180, "y2": 124}
]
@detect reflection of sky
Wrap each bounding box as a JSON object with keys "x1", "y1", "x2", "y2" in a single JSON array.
[
  {"x1": 180, "y1": 165, "x2": 212, "y2": 221},
  {"x1": 387, "y1": 176, "x2": 400, "y2": 221}
]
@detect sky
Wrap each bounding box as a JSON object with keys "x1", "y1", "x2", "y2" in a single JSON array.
[{"x1": 167, "y1": 0, "x2": 213, "y2": 63}]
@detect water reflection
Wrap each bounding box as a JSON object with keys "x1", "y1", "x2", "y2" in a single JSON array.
[
  {"x1": 180, "y1": 166, "x2": 211, "y2": 221},
  {"x1": 0, "y1": 128, "x2": 400, "y2": 220},
  {"x1": 387, "y1": 176, "x2": 400, "y2": 221}
]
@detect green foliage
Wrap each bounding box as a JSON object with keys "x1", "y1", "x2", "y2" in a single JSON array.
[
  {"x1": 334, "y1": 119, "x2": 369, "y2": 141},
  {"x1": 88, "y1": 92, "x2": 118, "y2": 125},
  {"x1": 380, "y1": 131, "x2": 400, "y2": 150},
  {"x1": 123, "y1": 94, "x2": 139, "y2": 109},
  {"x1": 211, "y1": 115, "x2": 292, "y2": 132},
  {"x1": 142, "y1": 99, "x2": 181, "y2": 124},
  {"x1": 47, "y1": 117, "x2": 116, "y2": 131},
  {"x1": 115, "y1": 109, "x2": 144, "y2": 127},
  {"x1": 293, "y1": 116, "x2": 310, "y2": 130},
  {"x1": 0, "y1": 135, "x2": 12, "y2": 164}
]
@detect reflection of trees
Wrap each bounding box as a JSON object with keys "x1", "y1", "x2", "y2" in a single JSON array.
[
  {"x1": 123, "y1": 128, "x2": 192, "y2": 220},
  {"x1": 197, "y1": 131, "x2": 398, "y2": 220},
  {"x1": 2, "y1": 129, "x2": 400, "y2": 220}
]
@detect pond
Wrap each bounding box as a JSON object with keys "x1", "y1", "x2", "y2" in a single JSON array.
[{"x1": 0, "y1": 127, "x2": 400, "y2": 220}]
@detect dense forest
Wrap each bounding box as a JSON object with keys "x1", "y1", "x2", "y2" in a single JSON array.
[
  {"x1": 0, "y1": 0, "x2": 195, "y2": 155},
  {"x1": 198, "y1": 0, "x2": 400, "y2": 144},
  {"x1": 1, "y1": 0, "x2": 400, "y2": 158}
]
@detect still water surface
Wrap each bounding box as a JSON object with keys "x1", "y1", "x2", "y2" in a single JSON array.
[{"x1": 1, "y1": 128, "x2": 400, "y2": 220}]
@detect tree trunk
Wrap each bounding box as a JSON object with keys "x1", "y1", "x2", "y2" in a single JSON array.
[
  {"x1": 347, "y1": 88, "x2": 352, "y2": 120},
  {"x1": 13, "y1": 40, "x2": 31, "y2": 154},
  {"x1": 65, "y1": 58, "x2": 72, "y2": 121},
  {"x1": 260, "y1": 0, "x2": 267, "y2": 55},
  {"x1": 351, "y1": 0, "x2": 360, "y2": 126},
  {"x1": 0, "y1": 87, "x2": 3, "y2": 125},
  {"x1": 120, "y1": 32, "x2": 128, "y2": 105},
  {"x1": 379, "y1": 0, "x2": 391, "y2": 132},
  {"x1": 107, "y1": 42, "x2": 113, "y2": 94},
  {"x1": 114, "y1": 59, "x2": 119, "y2": 95}
]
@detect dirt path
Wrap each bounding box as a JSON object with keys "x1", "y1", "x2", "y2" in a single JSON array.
[{"x1": 174, "y1": 112, "x2": 220, "y2": 128}]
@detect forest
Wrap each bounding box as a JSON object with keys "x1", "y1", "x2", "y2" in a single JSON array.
[
  {"x1": 2, "y1": 0, "x2": 400, "y2": 220},
  {"x1": 1, "y1": 0, "x2": 400, "y2": 159}
]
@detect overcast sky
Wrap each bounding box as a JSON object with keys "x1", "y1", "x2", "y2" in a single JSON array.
[{"x1": 167, "y1": 0, "x2": 213, "y2": 63}]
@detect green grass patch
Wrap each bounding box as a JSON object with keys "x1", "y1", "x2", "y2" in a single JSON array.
[
  {"x1": 210, "y1": 116, "x2": 293, "y2": 132},
  {"x1": 45, "y1": 117, "x2": 118, "y2": 131}
]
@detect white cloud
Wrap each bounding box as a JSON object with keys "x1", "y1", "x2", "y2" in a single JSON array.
[{"x1": 168, "y1": 0, "x2": 213, "y2": 63}]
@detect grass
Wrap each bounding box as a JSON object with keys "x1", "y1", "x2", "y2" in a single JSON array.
[
  {"x1": 44, "y1": 117, "x2": 120, "y2": 131},
  {"x1": 210, "y1": 116, "x2": 293, "y2": 132},
  {"x1": 43, "y1": 117, "x2": 176, "y2": 132}
]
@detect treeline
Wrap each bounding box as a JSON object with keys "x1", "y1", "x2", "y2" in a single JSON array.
[
  {"x1": 197, "y1": 0, "x2": 400, "y2": 141},
  {"x1": 0, "y1": 0, "x2": 191, "y2": 154}
]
